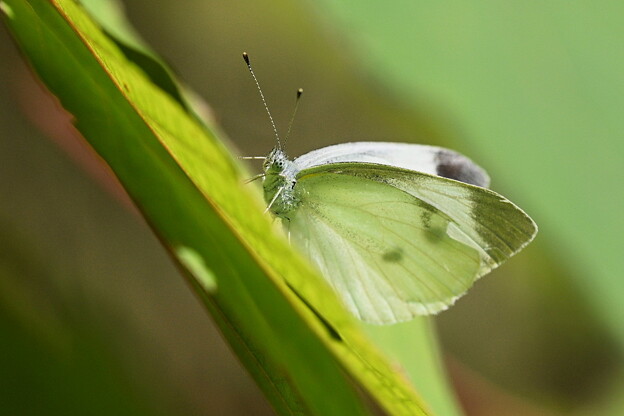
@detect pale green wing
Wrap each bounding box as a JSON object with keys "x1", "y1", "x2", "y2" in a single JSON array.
[{"x1": 290, "y1": 163, "x2": 537, "y2": 325}]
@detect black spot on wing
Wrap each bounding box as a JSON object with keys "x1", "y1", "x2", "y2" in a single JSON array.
[
  {"x1": 435, "y1": 150, "x2": 489, "y2": 187},
  {"x1": 382, "y1": 248, "x2": 404, "y2": 263},
  {"x1": 421, "y1": 209, "x2": 432, "y2": 228},
  {"x1": 421, "y1": 205, "x2": 446, "y2": 242}
]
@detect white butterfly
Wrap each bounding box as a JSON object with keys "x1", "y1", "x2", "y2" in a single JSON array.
[{"x1": 243, "y1": 53, "x2": 537, "y2": 325}]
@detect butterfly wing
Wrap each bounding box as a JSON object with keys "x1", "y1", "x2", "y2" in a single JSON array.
[
  {"x1": 293, "y1": 141, "x2": 490, "y2": 187},
  {"x1": 289, "y1": 163, "x2": 537, "y2": 324}
]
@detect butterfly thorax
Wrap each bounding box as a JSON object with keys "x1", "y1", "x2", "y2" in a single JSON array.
[{"x1": 262, "y1": 148, "x2": 301, "y2": 219}]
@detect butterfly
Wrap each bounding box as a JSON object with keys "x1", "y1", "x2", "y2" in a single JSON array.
[{"x1": 243, "y1": 53, "x2": 538, "y2": 325}]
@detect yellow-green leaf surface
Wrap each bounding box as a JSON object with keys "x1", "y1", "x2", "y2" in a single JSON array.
[{"x1": 1, "y1": 1, "x2": 440, "y2": 414}]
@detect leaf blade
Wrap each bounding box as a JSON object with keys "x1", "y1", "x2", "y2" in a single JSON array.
[{"x1": 2, "y1": 1, "x2": 439, "y2": 415}]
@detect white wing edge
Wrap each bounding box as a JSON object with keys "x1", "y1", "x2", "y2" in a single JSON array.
[{"x1": 293, "y1": 141, "x2": 491, "y2": 188}]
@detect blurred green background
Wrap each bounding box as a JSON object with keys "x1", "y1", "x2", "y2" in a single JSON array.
[{"x1": 1, "y1": 1, "x2": 623, "y2": 415}]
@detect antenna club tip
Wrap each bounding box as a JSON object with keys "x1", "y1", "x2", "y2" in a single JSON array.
[
  {"x1": 297, "y1": 88, "x2": 303, "y2": 95},
  {"x1": 242, "y1": 52, "x2": 250, "y2": 64}
]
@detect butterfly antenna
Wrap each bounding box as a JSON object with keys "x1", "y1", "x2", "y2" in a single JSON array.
[
  {"x1": 243, "y1": 52, "x2": 282, "y2": 149},
  {"x1": 284, "y1": 88, "x2": 303, "y2": 146}
]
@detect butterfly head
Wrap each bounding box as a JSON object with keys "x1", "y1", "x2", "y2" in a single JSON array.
[
  {"x1": 263, "y1": 147, "x2": 289, "y2": 174},
  {"x1": 262, "y1": 147, "x2": 300, "y2": 218},
  {"x1": 242, "y1": 53, "x2": 303, "y2": 218}
]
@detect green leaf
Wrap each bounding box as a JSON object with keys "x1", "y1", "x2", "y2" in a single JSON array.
[
  {"x1": 364, "y1": 320, "x2": 463, "y2": 416},
  {"x1": 1, "y1": 1, "x2": 447, "y2": 414},
  {"x1": 79, "y1": 0, "x2": 191, "y2": 111}
]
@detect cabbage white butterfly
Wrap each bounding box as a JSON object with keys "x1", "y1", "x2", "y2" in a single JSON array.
[{"x1": 243, "y1": 53, "x2": 537, "y2": 325}]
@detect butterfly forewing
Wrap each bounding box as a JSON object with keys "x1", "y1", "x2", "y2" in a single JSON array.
[
  {"x1": 290, "y1": 163, "x2": 537, "y2": 324},
  {"x1": 293, "y1": 141, "x2": 491, "y2": 187},
  {"x1": 382, "y1": 170, "x2": 537, "y2": 264}
]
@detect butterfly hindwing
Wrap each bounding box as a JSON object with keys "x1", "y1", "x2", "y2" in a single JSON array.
[{"x1": 290, "y1": 163, "x2": 537, "y2": 324}]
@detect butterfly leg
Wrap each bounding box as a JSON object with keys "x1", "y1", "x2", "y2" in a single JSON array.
[
  {"x1": 264, "y1": 186, "x2": 284, "y2": 214},
  {"x1": 244, "y1": 173, "x2": 265, "y2": 184}
]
